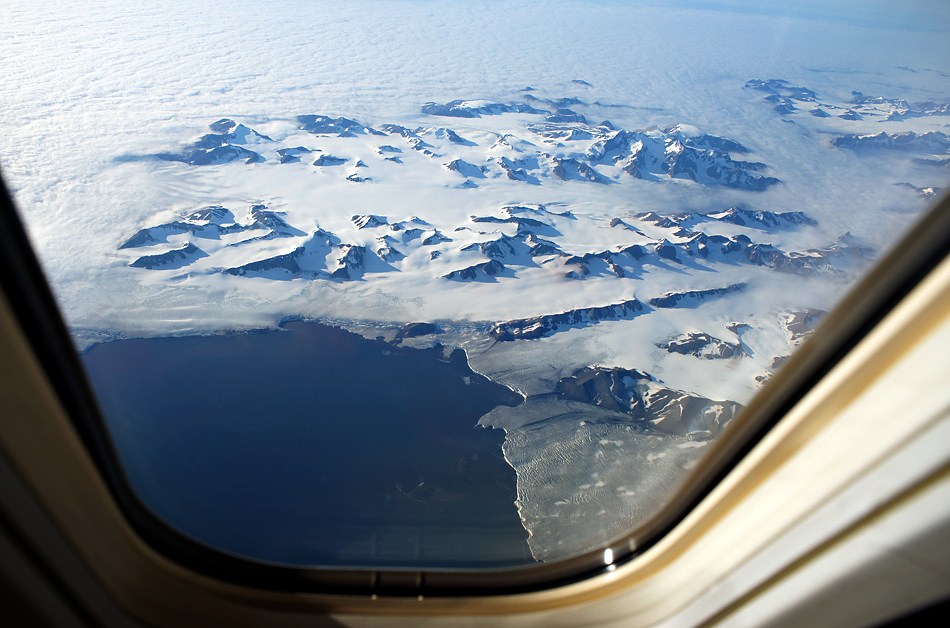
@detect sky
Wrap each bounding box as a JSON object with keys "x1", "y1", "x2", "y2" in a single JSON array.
[{"x1": 664, "y1": 0, "x2": 950, "y2": 31}]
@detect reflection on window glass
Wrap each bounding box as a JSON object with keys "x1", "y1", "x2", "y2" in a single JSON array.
[{"x1": 1, "y1": 1, "x2": 948, "y2": 568}]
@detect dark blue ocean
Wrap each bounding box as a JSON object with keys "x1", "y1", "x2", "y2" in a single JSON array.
[{"x1": 81, "y1": 321, "x2": 532, "y2": 568}]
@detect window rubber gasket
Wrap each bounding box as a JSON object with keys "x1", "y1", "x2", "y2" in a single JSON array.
[{"x1": 1, "y1": 169, "x2": 949, "y2": 598}]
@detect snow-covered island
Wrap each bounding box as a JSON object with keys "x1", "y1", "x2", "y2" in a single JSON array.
[
  {"x1": 100, "y1": 82, "x2": 947, "y2": 560},
  {"x1": 3, "y1": 1, "x2": 947, "y2": 564}
]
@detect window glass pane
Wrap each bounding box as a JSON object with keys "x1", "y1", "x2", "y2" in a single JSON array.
[{"x1": 1, "y1": 1, "x2": 948, "y2": 568}]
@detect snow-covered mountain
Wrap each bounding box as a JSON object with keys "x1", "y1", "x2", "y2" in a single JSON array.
[
  {"x1": 154, "y1": 118, "x2": 271, "y2": 165},
  {"x1": 113, "y1": 82, "x2": 924, "y2": 445},
  {"x1": 120, "y1": 200, "x2": 867, "y2": 290},
  {"x1": 657, "y1": 332, "x2": 744, "y2": 360},
  {"x1": 132, "y1": 100, "x2": 781, "y2": 192},
  {"x1": 95, "y1": 81, "x2": 950, "y2": 562},
  {"x1": 830, "y1": 130, "x2": 950, "y2": 152},
  {"x1": 747, "y1": 78, "x2": 950, "y2": 166}
]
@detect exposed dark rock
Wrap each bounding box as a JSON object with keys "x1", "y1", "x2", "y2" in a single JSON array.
[
  {"x1": 556, "y1": 366, "x2": 743, "y2": 437},
  {"x1": 666, "y1": 141, "x2": 778, "y2": 190},
  {"x1": 376, "y1": 243, "x2": 403, "y2": 261},
  {"x1": 460, "y1": 235, "x2": 522, "y2": 259},
  {"x1": 706, "y1": 207, "x2": 817, "y2": 229},
  {"x1": 119, "y1": 228, "x2": 161, "y2": 249},
  {"x1": 330, "y1": 245, "x2": 366, "y2": 279},
  {"x1": 445, "y1": 159, "x2": 488, "y2": 178},
  {"x1": 634, "y1": 211, "x2": 682, "y2": 229},
  {"x1": 726, "y1": 322, "x2": 752, "y2": 336},
  {"x1": 405, "y1": 137, "x2": 436, "y2": 156},
  {"x1": 498, "y1": 156, "x2": 541, "y2": 184},
  {"x1": 157, "y1": 119, "x2": 272, "y2": 166},
  {"x1": 745, "y1": 78, "x2": 817, "y2": 102},
  {"x1": 119, "y1": 205, "x2": 271, "y2": 249},
  {"x1": 587, "y1": 129, "x2": 777, "y2": 191},
  {"x1": 277, "y1": 146, "x2": 313, "y2": 164},
  {"x1": 830, "y1": 131, "x2": 950, "y2": 152},
  {"x1": 784, "y1": 309, "x2": 825, "y2": 344},
  {"x1": 156, "y1": 144, "x2": 264, "y2": 166},
  {"x1": 442, "y1": 129, "x2": 470, "y2": 144},
  {"x1": 489, "y1": 299, "x2": 645, "y2": 341},
  {"x1": 563, "y1": 245, "x2": 646, "y2": 279},
  {"x1": 850, "y1": 92, "x2": 910, "y2": 107},
  {"x1": 313, "y1": 154, "x2": 347, "y2": 166},
  {"x1": 227, "y1": 249, "x2": 309, "y2": 277},
  {"x1": 657, "y1": 332, "x2": 743, "y2": 359},
  {"x1": 471, "y1": 214, "x2": 551, "y2": 230},
  {"x1": 894, "y1": 182, "x2": 942, "y2": 199},
  {"x1": 209, "y1": 118, "x2": 237, "y2": 133},
  {"x1": 608, "y1": 218, "x2": 641, "y2": 232},
  {"x1": 183, "y1": 205, "x2": 233, "y2": 224},
  {"x1": 745, "y1": 238, "x2": 860, "y2": 275},
  {"x1": 664, "y1": 127, "x2": 749, "y2": 154},
  {"x1": 552, "y1": 157, "x2": 611, "y2": 184},
  {"x1": 623, "y1": 211, "x2": 832, "y2": 274},
  {"x1": 422, "y1": 100, "x2": 545, "y2": 118},
  {"x1": 654, "y1": 239, "x2": 680, "y2": 262},
  {"x1": 298, "y1": 114, "x2": 365, "y2": 135},
  {"x1": 225, "y1": 229, "x2": 335, "y2": 278},
  {"x1": 526, "y1": 235, "x2": 564, "y2": 257},
  {"x1": 400, "y1": 228, "x2": 425, "y2": 240},
  {"x1": 424, "y1": 127, "x2": 473, "y2": 145},
  {"x1": 395, "y1": 322, "x2": 442, "y2": 339},
  {"x1": 421, "y1": 231, "x2": 452, "y2": 246},
  {"x1": 443, "y1": 259, "x2": 506, "y2": 280},
  {"x1": 545, "y1": 108, "x2": 588, "y2": 124},
  {"x1": 650, "y1": 284, "x2": 747, "y2": 308},
  {"x1": 248, "y1": 206, "x2": 305, "y2": 236},
  {"x1": 352, "y1": 214, "x2": 388, "y2": 229},
  {"x1": 130, "y1": 243, "x2": 207, "y2": 269},
  {"x1": 379, "y1": 124, "x2": 416, "y2": 138},
  {"x1": 529, "y1": 122, "x2": 600, "y2": 142},
  {"x1": 914, "y1": 156, "x2": 950, "y2": 168}
]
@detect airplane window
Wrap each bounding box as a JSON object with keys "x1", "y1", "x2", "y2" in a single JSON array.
[{"x1": 1, "y1": 1, "x2": 948, "y2": 578}]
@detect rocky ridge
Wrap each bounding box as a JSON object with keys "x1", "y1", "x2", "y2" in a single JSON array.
[
  {"x1": 140, "y1": 90, "x2": 781, "y2": 192},
  {"x1": 489, "y1": 299, "x2": 646, "y2": 341},
  {"x1": 555, "y1": 366, "x2": 742, "y2": 438},
  {"x1": 657, "y1": 332, "x2": 744, "y2": 359},
  {"x1": 120, "y1": 199, "x2": 867, "y2": 290}
]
